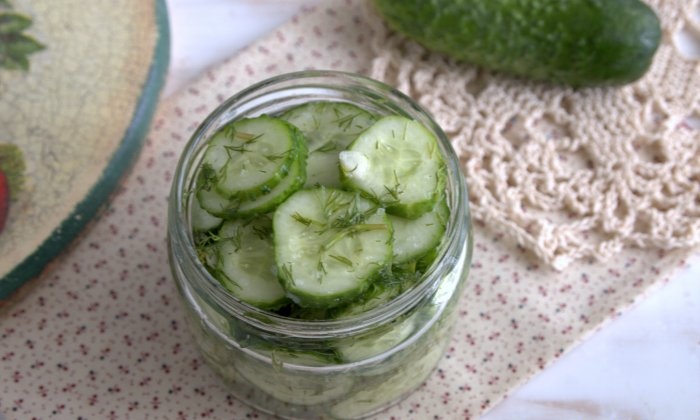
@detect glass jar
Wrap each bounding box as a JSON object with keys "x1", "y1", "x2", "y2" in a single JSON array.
[{"x1": 167, "y1": 71, "x2": 473, "y2": 420}]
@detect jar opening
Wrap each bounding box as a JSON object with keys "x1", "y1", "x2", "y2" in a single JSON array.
[{"x1": 169, "y1": 70, "x2": 471, "y2": 339}]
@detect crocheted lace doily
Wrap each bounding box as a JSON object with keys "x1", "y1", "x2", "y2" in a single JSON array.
[{"x1": 366, "y1": 0, "x2": 700, "y2": 270}]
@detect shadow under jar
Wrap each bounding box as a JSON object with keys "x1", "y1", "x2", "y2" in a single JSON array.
[{"x1": 168, "y1": 71, "x2": 473, "y2": 420}]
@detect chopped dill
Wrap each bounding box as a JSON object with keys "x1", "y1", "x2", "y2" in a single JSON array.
[
  {"x1": 220, "y1": 123, "x2": 237, "y2": 139},
  {"x1": 316, "y1": 142, "x2": 337, "y2": 153},
  {"x1": 252, "y1": 224, "x2": 272, "y2": 240},
  {"x1": 196, "y1": 230, "x2": 221, "y2": 248},
  {"x1": 292, "y1": 212, "x2": 314, "y2": 226},
  {"x1": 321, "y1": 188, "x2": 350, "y2": 220},
  {"x1": 234, "y1": 131, "x2": 263, "y2": 142},
  {"x1": 381, "y1": 170, "x2": 403, "y2": 202},
  {"x1": 264, "y1": 148, "x2": 291, "y2": 161},
  {"x1": 224, "y1": 143, "x2": 250, "y2": 155},
  {"x1": 335, "y1": 112, "x2": 360, "y2": 131},
  {"x1": 329, "y1": 254, "x2": 353, "y2": 268},
  {"x1": 311, "y1": 114, "x2": 321, "y2": 130},
  {"x1": 197, "y1": 164, "x2": 217, "y2": 191},
  {"x1": 322, "y1": 223, "x2": 387, "y2": 251},
  {"x1": 230, "y1": 228, "x2": 243, "y2": 252}
]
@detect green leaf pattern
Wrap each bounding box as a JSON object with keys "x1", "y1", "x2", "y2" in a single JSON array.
[{"x1": 0, "y1": 1, "x2": 44, "y2": 71}]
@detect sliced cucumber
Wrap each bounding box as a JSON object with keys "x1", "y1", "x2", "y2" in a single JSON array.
[
  {"x1": 332, "y1": 284, "x2": 400, "y2": 319},
  {"x1": 201, "y1": 115, "x2": 306, "y2": 200},
  {"x1": 196, "y1": 185, "x2": 234, "y2": 218},
  {"x1": 339, "y1": 116, "x2": 446, "y2": 219},
  {"x1": 235, "y1": 156, "x2": 306, "y2": 217},
  {"x1": 273, "y1": 188, "x2": 392, "y2": 308},
  {"x1": 332, "y1": 266, "x2": 421, "y2": 319},
  {"x1": 281, "y1": 101, "x2": 377, "y2": 188},
  {"x1": 196, "y1": 149, "x2": 306, "y2": 218},
  {"x1": 329, "y1": 339, "x2": 445, "y2": 418},
  {"x1": 304, "y1": 152, "x2": 344, "y2": 189},
  {"x1": 269, "y1": 347, "x2": 342, "y2": 367},
  {"x1": 390, "y1": 196, "x2": 449, "y2": 265},
  {"x1": 280, "y1": 102, "x2": 376, "y2": 154},
  {"x1": 235, "y1": 354, "x2": 354, "y2": 406},
  {"x1": 282, "y1": 264, "x2": 421, "y2": 319},
  {"x1": 194, "y1": 161, "x2": 231, "y2": 218},
  {"x1": 190, "y1": 194, "x2": 222, "y2": 232},
  {"x1": 214, "y1": 216, "x2": 287, "y2": 309},
  {"x1": 336, "y1": 314, "x2": 416, "y2": 362}
]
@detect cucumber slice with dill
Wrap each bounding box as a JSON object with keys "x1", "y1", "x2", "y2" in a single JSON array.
[
  {"x1": 201, "y1": 115, "x2": 306, "y2": 200},
  {"x1": 214, "y1": 216, "x2": 287, "y2": 309},
  {"x1": 196, "y1": 184, "x2": 232, "y2": 218},
  {"x1": 280, "y1": 101, "x2": 377, "y2": 188},
  {"x1": 390, "y1": 196, "x2": 449, "y2": 265},
  {"x1": 332, "y1": 265, "x2": 422, "y2": 319},
  {"x1": 339, "y1": 115, "x2": 446, "y2": 219},
  {"x1": 235, "y1": 156, "x2": 306, "y2": 217},
  {"x1": 196, "y1": 144, "x2": 306, "y2": 218},
  {"x1": 336, "y1": 314, "x2": 416, "y2": 362},
  {"x1": 273, "y1": 187, "x2": 392, "y2": 308},
  {"x1": 190, "y1": 194, "x2": 222, "y2": 232}
]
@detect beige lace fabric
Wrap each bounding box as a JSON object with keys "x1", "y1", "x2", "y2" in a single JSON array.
[{"x1": 366, "y1": 0, "x2": 700, "y2": 269}]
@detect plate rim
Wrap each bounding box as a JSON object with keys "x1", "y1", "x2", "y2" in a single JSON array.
[{"x1": 0, "y1": 0, "x2": 171, "y2": 299}]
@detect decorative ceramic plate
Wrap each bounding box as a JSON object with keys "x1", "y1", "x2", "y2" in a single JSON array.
[{"x1": 0, "y1": 0, "x2": 169, "y2": 300}]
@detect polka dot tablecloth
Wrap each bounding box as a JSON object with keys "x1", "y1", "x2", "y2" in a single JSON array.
[{"x1": 1, "y1": 1, "x2": 696, "y2": 419}]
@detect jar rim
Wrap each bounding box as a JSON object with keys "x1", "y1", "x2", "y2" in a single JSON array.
[{"x1": 169, "y1": 70, "x2": 471, "y2": 339}]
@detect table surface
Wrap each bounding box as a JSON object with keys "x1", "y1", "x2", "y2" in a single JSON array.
[{"x1": 164, "y1": 1, "x2": 700, "y2": 419}]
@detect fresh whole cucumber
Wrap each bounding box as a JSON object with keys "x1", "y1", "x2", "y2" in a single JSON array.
[{"x1": 373, "y1": 0, "x2": 662, "y2": 87}]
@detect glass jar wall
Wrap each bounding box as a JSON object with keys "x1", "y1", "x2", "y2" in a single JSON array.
[{"x1": 168, "y1": 71, "x2": 472, "y2": 420}]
